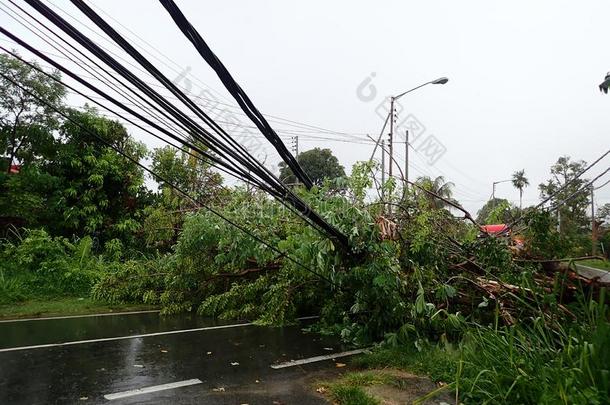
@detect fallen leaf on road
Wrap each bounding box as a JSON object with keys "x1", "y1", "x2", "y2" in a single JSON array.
[{"x1": 335, "y1": 363, "x2": 346, "y2": 368}]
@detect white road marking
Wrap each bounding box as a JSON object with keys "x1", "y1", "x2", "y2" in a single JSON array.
[
  {"x1": 270, "y1": 348, "x2": 370, "y2": 369},
  {"x1": 294, "y1": 315, "x2": 319, "y2": 321},
  {"x1": 0, "y1": 310, "x2": 160, "y2": 323},
  {"x1": 0, "y1": 315, "x2": 318, "y2": 353},
  {"x1": 0, "y1": 322, "x2": 252, "y2": 353},
  {"x1": 103, "y1": 378, "x2": 202, "y2": 400}
]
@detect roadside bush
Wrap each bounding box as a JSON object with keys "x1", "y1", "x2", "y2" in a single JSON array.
[
  {"x1": 91, "y1": 258, "x2": 165, "y2": 305},
  {"x1": 0, "y1": 229, "x2": 103, "y2": 302}
]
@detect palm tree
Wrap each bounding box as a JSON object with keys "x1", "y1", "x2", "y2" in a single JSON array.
[
  {"x1": 414, "y1": 175, "x2": 455, "y2": 209},
  {"x1": 511, "y1": 169, "x2": 529, "y2": 209}
]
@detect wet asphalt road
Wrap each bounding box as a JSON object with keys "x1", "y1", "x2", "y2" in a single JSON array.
[{"x1": 0, "y1": 312, "x2": 350, "y2": 404}]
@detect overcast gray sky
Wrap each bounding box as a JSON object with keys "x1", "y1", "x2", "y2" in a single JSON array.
[{"x1": 3, "y1": 0, "x2": 609, "y2": 214}]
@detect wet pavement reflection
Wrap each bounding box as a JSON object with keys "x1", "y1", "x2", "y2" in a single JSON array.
[{"x1": 0, "y1": 311, "x2": 349, "y2": 404}]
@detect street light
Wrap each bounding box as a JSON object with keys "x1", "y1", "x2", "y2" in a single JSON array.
[
  {"x1": 389, "y1": 77, "x2": 449, "y2": 180},
  {"x1": 492, "y1": 179, "x2": 512, "y2": 207},
  {"x1": 393, "y1": 77, "x2": 449, "y2": 101}
]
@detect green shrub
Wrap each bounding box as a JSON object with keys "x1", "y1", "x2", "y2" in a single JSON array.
[{"x1": 0, "y1": 229, "x2": 103, "y2": 302}]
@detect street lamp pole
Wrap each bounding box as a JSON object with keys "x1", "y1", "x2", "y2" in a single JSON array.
[
  {"x1": 387, "y1": 77, "x2": 448, "y2": 182},
  {"x1": 492, "y1": 179, "x2": 512, "y2": 207}
]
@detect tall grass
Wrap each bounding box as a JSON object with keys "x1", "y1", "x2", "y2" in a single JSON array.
[
  {"x1": 457, "y1": 290, "x2": 610, "y2": 404},
  {"x1": 353, "y1": 289, "x2": 610, "y2": 404}
]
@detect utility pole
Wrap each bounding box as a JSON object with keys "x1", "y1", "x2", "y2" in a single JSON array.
[
  {"x1": 591, "y1": 186, "x2": 597, "y2": 252},
  {"x1": 491, "y1": 179, "x2": 512, "y2": 208},
  {"x1": 404, "y1": 130, "x2": 409, "y2": 192},
  {"x1": 291, "y1": 136, "x2": 299, "y2": 156},
  {"x1": 388, "y1": 97, "x2": 395, "y2": 181},
  {"x1": 382, "y1": 77, "x2": 449, "y2": 213},
  {"x1": 381, "y1": 139, "x2": 386, "y2": 205},
  {"x1": 291, "y1": 136, "x2": 299, "y2": 185}
]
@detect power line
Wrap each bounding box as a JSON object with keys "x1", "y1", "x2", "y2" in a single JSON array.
[
  {"x1": 0, "y1": 70, "x2": 339, "y2": 287},
  {"x1": 9, "y1": 0, "x2": 350, "y2": 247},
  {"x1": 154, "y1": 0, "x2": 313, "y2": 189},
  {"x1": 537, "y1": 150, "x2": 610, "y2": 210},
  {"x1": 548, "y1": 167, "x2": 610, "y2": 213},
  {"x1": 14, "y1": 0, "x2": 371, "y2": 140},
  {"x1": 594, "y1": 177, "x2": 610, "y2": 191},
  {"x1": 505, "y1": 149, "x2": 610, "y2": 231},
  {"x1": 0, "y1": 22, "x2": 342, "y2": 249}
]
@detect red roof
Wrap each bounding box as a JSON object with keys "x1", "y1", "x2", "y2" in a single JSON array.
[
  {"x1": 481, "y1": 224, "x2": 509, "y2": 234},
  {"x1": 9, "y1": 164, "x2": 20, "y2": 174}
]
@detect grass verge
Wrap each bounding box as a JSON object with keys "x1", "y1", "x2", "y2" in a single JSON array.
[
  {"x1": 318, "y1": 368, "x2": 454, "y2": 405},
  {"x1": 329, "y1": 312, "x2": 610, "y2": 405},
  {"x1": 579, "y1": 259, "x2": 610, "y2": 270}
]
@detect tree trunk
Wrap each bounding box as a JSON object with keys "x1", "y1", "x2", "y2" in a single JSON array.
[{"x1": 519, "y1": 188, "x2": 523, "y2": 210}]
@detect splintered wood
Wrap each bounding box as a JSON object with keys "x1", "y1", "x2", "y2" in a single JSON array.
[{"x1": 376, "y1": 216, "x2": 398, "y2": 240}]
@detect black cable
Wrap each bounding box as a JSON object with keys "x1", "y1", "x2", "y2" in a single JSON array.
[
  {"x1": 1, "y1": 0, "x2": 187, "y2": 144},
  {"x1": 0, "y1": 30, "x2": 256, "y2": 186},
  {"x1": 0, "y1": 70, "x2": 341, "y2": 287},
  {"x1": 505, "y1": 149, "x2": 610, "y2": 231},
  {"x1": 0, "y1": 45, "x2": 268, "y2": 191},
  {"x1": 595, "y1": 178, "x2": 610, "y2": 191},
  {"x1": 547, "y1": 167, "x2": 610, "y2": 213},
  {"x1": 0, "y1": 2, "x2": 269, "y2": 190},
  {"x1": 0, "y1": 20, "x2": 340, "y2": 245},
  {"x1": 54, "y1": 0, "x2": 369, "y2": 140},
  {"x1": 62, "y1": 0, "x2": 285, "y2": 189},
  {"x1": 0, "y1": 44, "x2": 331, "y2": 238},
  {"x1": 21, "y1": 0, "x2": 274, "y2": 189},
  {"x1": 20, "y1": 0, "x2": 349, "y2": 249},
  {"x1": 156, "y1": 0, "x2": 314, "y2": 190}
]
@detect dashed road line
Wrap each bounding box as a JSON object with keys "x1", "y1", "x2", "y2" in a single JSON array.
[
  {"x1": 270, "y1": 348, "x2": 369, "y2": 369},
  {"x1": 104, "y1": 379, "x2": 202, "y2": 400}
]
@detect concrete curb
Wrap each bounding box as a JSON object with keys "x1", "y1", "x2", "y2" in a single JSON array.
[{"x1": 574, "y1": 264, "x2": 610, "y2": 283}]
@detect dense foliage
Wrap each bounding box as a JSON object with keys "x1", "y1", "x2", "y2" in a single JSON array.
[
  {"x1": 279, "y1": 147, "x2": 345, "y2": 185},
  {"x1": 1, "y1": 53, "x2": 609, "y2": 404}
]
